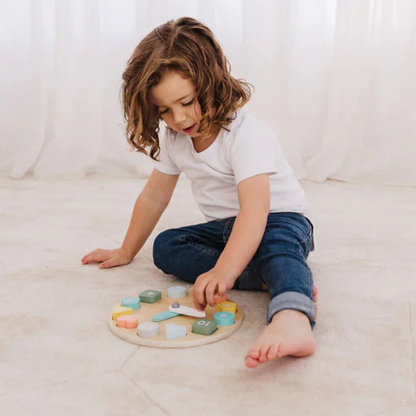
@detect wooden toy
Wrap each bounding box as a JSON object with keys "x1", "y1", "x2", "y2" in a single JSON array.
[
  {"x1": 214, "y1": 293, "x2": 228, "y2": 304},
  {"x1": 152, "y1": 310, "x2": 180, "y2": 322},
  {"x1": 192, "y1": 319, "x2": 218, "y2": 336},
  {"x1": 139, "y1": 290, "x2": 161, "y2": 303},
  {"x1": 112, "y1": 306, "x2": 133, "y2": 320},
  {"x1": 214, "y1": 311, "x2": 235, "y2": 326},
  {"x1": 165, "y1": 324, "x2": 187, "y2": 340},
  {"x1": 216, "y1": 301, "x2": 237, "y2": 314},
  {"x1": 137, "y1": 322, "x2": 159, "y2": 338},
  {"x1": 116, "y1": 315, "x2": 139, "y2": 329},
  {"x1": 121, "y1": 297, "x2": 141, "y2": 310},
  {"x1": 108, "y1": 291, "x2": 243, "y2": 348},
  {"x1": 167, "y1": 286, "x2": 187, "y2": 299},
  {"x1": 169, "y1": 302, "x2": 206, "y2": 318}
]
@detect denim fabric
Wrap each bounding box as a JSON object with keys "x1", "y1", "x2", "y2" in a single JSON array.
[{"x1": 153, "y1": 212, "x2": 316, "y2": 330}]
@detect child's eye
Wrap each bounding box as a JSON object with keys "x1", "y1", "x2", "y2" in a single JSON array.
[
  {"x1": 159, "y1": 99, "x2": 195, "y2": 116},
  {"x1": 183, "y1": 98, "x2": 195, "y2": 106}
]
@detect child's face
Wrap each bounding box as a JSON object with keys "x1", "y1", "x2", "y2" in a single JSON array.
[{"x1": 150, "y1": 71, "x2": 214, "y2": 137}]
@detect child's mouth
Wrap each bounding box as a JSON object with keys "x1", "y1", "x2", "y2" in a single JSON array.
[{"x1": 183, "y1": 123, "x2": 196, "y2": 134}]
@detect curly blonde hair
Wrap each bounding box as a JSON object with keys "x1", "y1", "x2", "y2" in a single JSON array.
[{"x1": 121, "y1": 16, "x2": 254, "y2": 161}]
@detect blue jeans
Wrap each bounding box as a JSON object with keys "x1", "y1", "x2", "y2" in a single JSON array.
[{"x1": 153, "y1": 212, "x2": 316, "y2": 330}]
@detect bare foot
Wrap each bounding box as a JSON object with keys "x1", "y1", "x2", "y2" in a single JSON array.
[{"x1": 245, "y1": 309, "x2": 316, "y2": 368}]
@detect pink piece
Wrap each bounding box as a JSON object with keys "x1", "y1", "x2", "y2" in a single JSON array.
[{"x1": 116, "y1": 315, "x2": 138, "y2": 329}]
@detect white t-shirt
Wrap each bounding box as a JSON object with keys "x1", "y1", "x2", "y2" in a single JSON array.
[{"x1": 153, "y1": 108, "x2": 311, "y2": 223}]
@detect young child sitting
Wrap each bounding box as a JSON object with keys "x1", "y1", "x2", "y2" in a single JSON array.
[{"x1": 82, "y1": 16, "x2": 318, "y2": 368}]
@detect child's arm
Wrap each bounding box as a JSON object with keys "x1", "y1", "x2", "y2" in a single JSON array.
[
  {"x1": 82, "y1": 169, "x2": 180, "y2": 268},
  {"x1": 193, "y1": 173, "x2": 270, "y2": 310}
]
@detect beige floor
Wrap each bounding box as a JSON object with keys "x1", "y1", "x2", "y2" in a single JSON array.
[{"x1": 0, "y1": 176, "x2": 415, "y2": 416}]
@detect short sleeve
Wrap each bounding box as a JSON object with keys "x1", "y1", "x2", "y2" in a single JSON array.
[
  {"x1": 153, "y1": 125, "x2": 182, "y2": 175},
  {"x1": 226, "y1": 117, "x2": 280, "y2": 185}
]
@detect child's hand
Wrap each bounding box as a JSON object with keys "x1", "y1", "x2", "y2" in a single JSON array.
[
  {"x1": 81, "y1": 247, "x2": 133, "y2": 269},
  {"x1": 192, "y1": 268, "x2": 236, "y2": 311}
]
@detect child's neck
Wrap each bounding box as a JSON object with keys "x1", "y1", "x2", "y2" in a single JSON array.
[{"x1": 192, "y1": 124, "x2": 221, "y2": 153}]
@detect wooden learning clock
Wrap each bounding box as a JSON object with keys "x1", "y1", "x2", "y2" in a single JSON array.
[{"x1": 108, "y1": 286, "x2": 243, "y2": 348}]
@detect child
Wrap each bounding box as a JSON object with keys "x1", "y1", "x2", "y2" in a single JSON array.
[{"x1": 82, "y1": 17, "x2": 318, "y2": 368}]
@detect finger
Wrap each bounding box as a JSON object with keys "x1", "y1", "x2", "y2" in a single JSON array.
[
  {"x1": 192, "y1": 288, "x2": 201, "y2": 311},
  {"x1": 82, "y1": 255, "x2": 94, "y2": 264},
  {"x1": 82, "y1": 249, "x2": 106, "y2": 263},
  {"x1": 82, "y1": 255, "x2": 97, "y2": 264},
  {"x1": 193, "y1": 286, "x2": 206, "y2": 310},
  {"x1": 193, "y1": 279, "x2": 207, "y2": 311},
  {"x1": 82, "y1": 252, "x2": 96, "y2": 263},
  {"x1": 205, "y1": 281, "x2": 217, "y2": 307},
  {"x1": 217, "y1": 280, "x2": 227, "y2": 297},
  {"x1": 99, "y1": 258, "x2": 119, "y2": 269},
  {"x1": 83, "y1": 252, "x2": 109, "y2": 264}
]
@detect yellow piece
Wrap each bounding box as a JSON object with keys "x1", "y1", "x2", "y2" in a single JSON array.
[
  {"x1": 112, "y1": 306, "x2": 133, "y2": 320},
  {"x1": 216, "y1": 301, "x2": 237, "y2": 314}
]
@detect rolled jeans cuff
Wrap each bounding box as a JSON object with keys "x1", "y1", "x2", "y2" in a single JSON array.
[{"x1": 266, "y1": 291, "x2": 317, "y2": 330}]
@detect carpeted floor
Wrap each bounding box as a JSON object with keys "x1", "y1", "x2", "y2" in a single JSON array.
[{"x1": 1, "y1": 176, "x2": 415, "y2": 416}]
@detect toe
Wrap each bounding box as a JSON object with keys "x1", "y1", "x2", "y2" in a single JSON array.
[
  {"x1": 313, "y1": 285, "x2": 318, "y2": 302},
  {"x1": 245, "y1": 356, "x2": 260, "y2": 368},
  {"x1": 259, "y1": 344, "x2": 271, "y2": 363},
  {"x1": 276, "y1": 343, "x2": 286, "y2": 358},
  {"x1": 267, "y1": 344, "x2": 279, "y2": 360},
  {"x1": 246, "y1": 346, "x2": 260, "y2": 360}
]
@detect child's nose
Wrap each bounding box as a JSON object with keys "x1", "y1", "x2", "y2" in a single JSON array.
[{"x1": 173, "y1": 110, "x2": 187, "y2": 125}]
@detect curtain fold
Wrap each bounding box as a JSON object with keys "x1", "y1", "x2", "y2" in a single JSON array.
[{"x1": 1, "y1": 0, "x2": 415, "y2": 185}]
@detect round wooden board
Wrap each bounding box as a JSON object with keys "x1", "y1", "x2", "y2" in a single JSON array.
[{"x1": 108, "y1": 290, "x2": 243, "y2": 348}]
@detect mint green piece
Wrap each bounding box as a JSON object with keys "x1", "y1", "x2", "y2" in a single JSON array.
[
  {"x1": 192, "y1": 319, "x2": 218, "y2": 336},
  {"x1": 152, "y1": 310, "x2": 180, "y2": 322},
  {"x1": 121, "y1": 297, "x2": 141, "y2": 310},
  {"x1": 139, "y1": 290, "x2": 161, "y2": 303},
  {"x1": 214, "y1": 311, "x2": 235, "y2": 326}
]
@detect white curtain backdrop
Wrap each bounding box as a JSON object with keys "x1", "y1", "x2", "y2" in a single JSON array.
[{"x1": 1, "y1": 0, "x2": 415, "y2": 185}]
